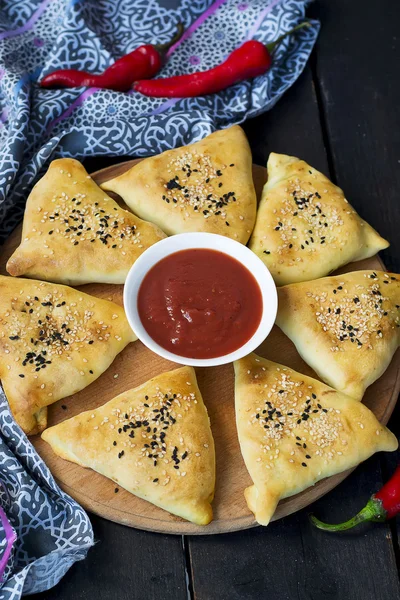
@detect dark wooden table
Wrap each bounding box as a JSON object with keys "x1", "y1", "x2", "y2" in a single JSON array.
[{"x1": 32, "y1": 0, "x2": 400, "y2": 598}]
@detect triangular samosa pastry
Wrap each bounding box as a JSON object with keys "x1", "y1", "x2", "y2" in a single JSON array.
[
  {"x1": 276, "y1": 270, "x2": 400, "y2": 400},
  {"x1": 6, "y1": 159, "x2": 166, "y2": 285},
  {"x1": 42, "y1": 366, "x2": 215, "y2": 525},
  {"x1": 0, "y1": 275, "x2": 136, "y2": 435},
  {"x1": 234, "y1": 353, "x2": 397, "y2": 526},
  {"x1": 249, "y1": 153, "x2": 389, "y2": 285},
  {"x1": 100, "y1": 126, "x2": 257, "y2": 244}
]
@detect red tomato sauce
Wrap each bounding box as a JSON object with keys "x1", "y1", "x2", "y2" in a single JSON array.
[{"x1": 137, "y1": 248, "x2": 263, "y2": 359}]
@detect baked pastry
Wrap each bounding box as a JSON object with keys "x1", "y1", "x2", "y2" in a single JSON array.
[
  {"x1": 42, "y1": 366, "x2": 215, "y2": 525},
  {"x1": 234, "y1": 353, "x2": 397, "y2": 526},
  {"x1": 0, "y1": 275, "x2": 136, "y2": 434},
  {"x1": 100, "y1": 126, "x2": 257, "y2": 244},
  {"x1": 6, "y1": 159, "x2": 166, "y2": 285},
  {"x1": 249, "y1": 153, "x2": 389, "y2": 285},
  {"x1": 276, "y1": 270, "x2": 400, "y2": 400}
]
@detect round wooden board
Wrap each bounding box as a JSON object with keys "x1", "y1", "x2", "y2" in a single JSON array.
[{"x1": 1, "y1": 160, "x2": 398, "y2": 535}]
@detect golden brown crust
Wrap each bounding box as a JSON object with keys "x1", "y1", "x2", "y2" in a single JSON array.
[
  {"x1": 249, "y1": 153, "x2": 389, "y2": 285},
  {"x1": 6, "y1": 159, "x2": 166, "y2": 285},
  {"x1": 42, "y1": 366, "x2": 215, "y2": 525},
  {"x1": 0, "y1": 275, "x2": 136, "y2": 434},
  {"x1": 100, "y1": 126, "x2": 257, "y2": 244},
  {"x1": 234, "y1": 353, "x2": 398, "y2": 526},
  {"x1": 276, "y1": 270, "x2": 400, "y2": 400}
]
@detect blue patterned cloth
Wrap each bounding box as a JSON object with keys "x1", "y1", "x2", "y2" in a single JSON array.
[
  {"x1": 0, "y1": 0, "x2": 319, "y2": 597},
  {"x1": 0, "y1": 390, "x2": 94, "y2": 599}
]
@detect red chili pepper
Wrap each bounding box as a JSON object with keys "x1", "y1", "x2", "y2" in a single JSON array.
[
  {"x1": 133, "y1": 22, "x2": 310, "y2": 98},
  {"x1": 40, "y1": 23, "x2": 184, "y2": 92},
  {"x1": 310, "y1": 465, "x2": 400, "y2": 532}
]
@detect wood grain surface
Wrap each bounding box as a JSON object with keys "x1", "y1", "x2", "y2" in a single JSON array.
[
  {"x1": 308, "y1": 4, "x2": 400, "y2": 599},
  {"x1": 1, "y1": 160, "x2": 398, "y2": 536}
]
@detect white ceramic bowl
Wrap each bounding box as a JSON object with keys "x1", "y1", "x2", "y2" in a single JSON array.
[{"x1": 123, "y1": 232, "x2": 278, "y2": 367}]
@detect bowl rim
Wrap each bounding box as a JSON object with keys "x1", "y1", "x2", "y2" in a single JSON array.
[{"x1": 123, "y1": 232, "x2": 278, "y2": 367}]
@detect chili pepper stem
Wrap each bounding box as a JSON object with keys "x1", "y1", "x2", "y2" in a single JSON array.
[
  {"x1": 266, "y1": 21, "x2": 311, "y2": 53},
  {"x1": 155, "y1": 22, "x2": 184, "y2": 53},
  {"x1": 310, "y1": 497, "x2": 387, "y2": 532}
]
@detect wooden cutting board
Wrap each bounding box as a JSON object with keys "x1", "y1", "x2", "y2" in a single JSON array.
[{"x1": 0, "y1": 161, "x2": 398, "y2": 535}]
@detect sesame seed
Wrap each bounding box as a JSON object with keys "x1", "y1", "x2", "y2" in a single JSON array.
[
  {"x1": 160, "y1": 153, "x2": 239, "y2": 223},
  {"x1": 311, "y1": 272, "x2": 398, "y2": 351},
  {"x1": 260, "y1": 179, "x2": 351, "y2": 260},
  {"x1": 247, "y1": 365, "x2": 346, "y2": 473}
]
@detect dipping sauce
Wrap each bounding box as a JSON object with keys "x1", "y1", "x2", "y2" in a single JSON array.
[{"x1": 137, "y1": 248, "x2": 263, "y2": 359}]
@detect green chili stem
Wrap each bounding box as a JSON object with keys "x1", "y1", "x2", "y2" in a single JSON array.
[
  {"x1": 310, "y1": 498, "x2": 386, "y2": 532},
  {"x1": 266, "y1": 22, "x2": 311, "y2": 53}
]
